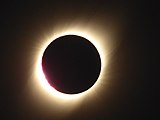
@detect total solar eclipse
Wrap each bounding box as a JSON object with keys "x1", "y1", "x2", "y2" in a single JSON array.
[{"x1": 42, "y1": 35, "x2": 101, "y2": 94}]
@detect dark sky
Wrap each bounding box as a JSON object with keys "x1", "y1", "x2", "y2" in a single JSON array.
[{"x1": 1, "y1": 1, "x2": 159, "y2": 120}]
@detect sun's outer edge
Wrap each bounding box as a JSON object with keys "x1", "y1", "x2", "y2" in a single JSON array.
[{"x1": 35, "y1": 29, "x2": 108, "y2": 101}]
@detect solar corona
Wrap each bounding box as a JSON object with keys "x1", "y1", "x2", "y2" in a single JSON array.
[{"x1": 34, "y1": 25, "x2": 110, "y2": 104}]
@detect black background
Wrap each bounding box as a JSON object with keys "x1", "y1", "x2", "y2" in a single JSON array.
[{"x1": 1, "y1": 1, "x2": 159, "y2": 120}]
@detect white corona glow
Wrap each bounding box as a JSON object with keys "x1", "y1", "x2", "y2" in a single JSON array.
[{"x1": 34, "y1": 24, "x2": 110, "y2": 104}]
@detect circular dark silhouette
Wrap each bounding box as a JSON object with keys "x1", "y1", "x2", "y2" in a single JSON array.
[{"x1": 42, "y1": 35, "x2": 101, "y2": 94}]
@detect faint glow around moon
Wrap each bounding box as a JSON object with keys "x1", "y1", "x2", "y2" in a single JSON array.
[{"x1": 33, "y1": 22, "x2": 113, "y2": 106}]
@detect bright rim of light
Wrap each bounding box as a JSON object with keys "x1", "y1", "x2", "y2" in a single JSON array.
[{"x1": 35, "y1": 26, "x2": 108, "y2": 102}]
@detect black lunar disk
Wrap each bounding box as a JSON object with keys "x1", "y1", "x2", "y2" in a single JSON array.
[{"x1": 42, "y1": 35, "x2": 101, "y2": 94}]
